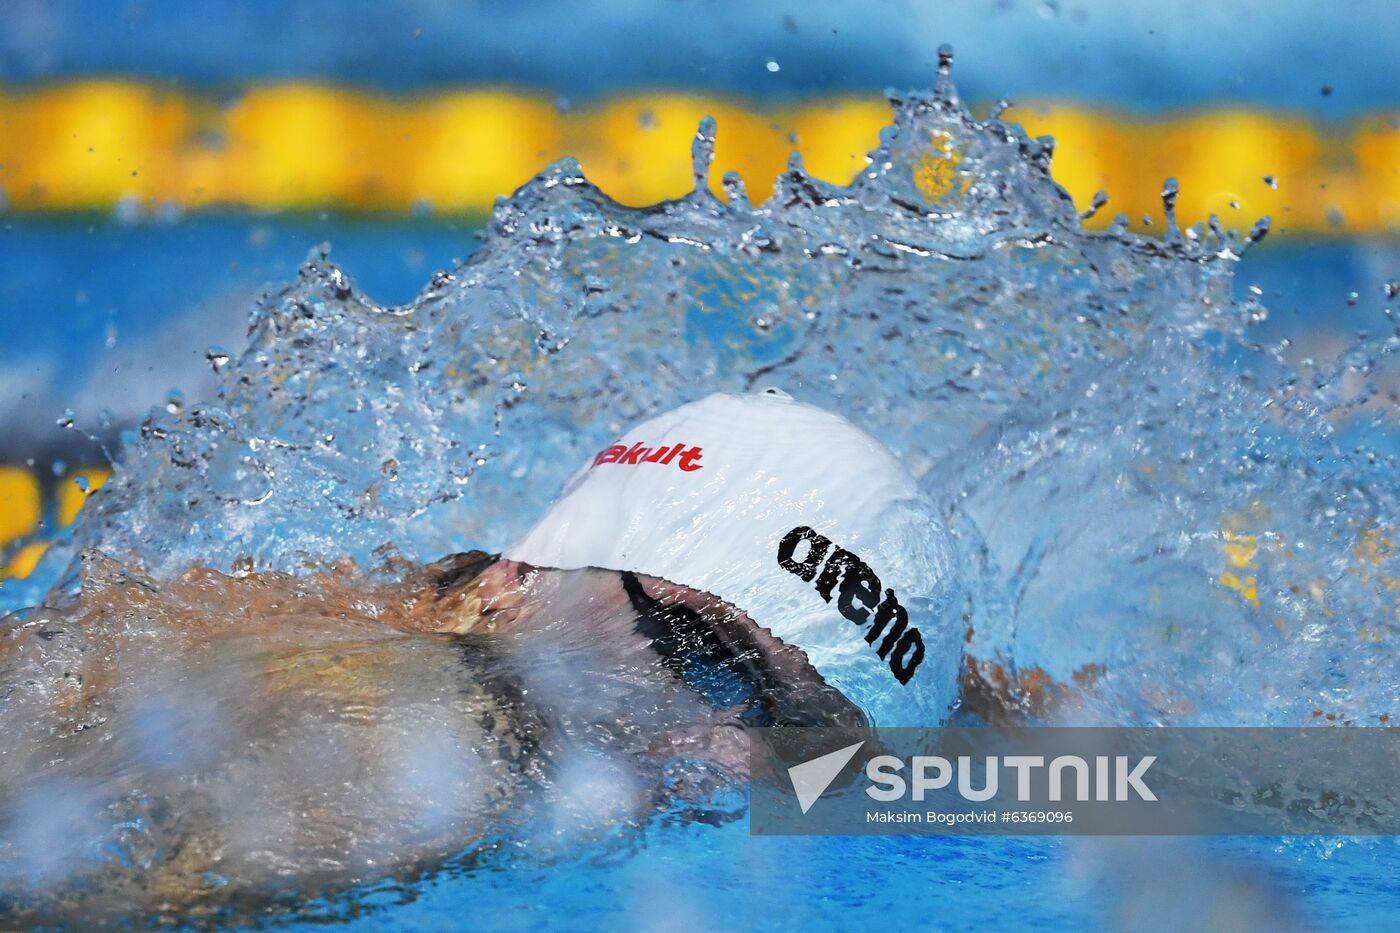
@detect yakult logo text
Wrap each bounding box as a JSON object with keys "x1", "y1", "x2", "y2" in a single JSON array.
[
  {"x1": 592, "y1": 442, "x2": 704, "y2": 471},
  {"x1": 777, "y1": 525, "x2": 925, "y2": 685}
]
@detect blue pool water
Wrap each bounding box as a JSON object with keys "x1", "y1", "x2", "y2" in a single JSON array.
[
  {"x1": 4, "y1": 77, "x2": 1400, "y2": 929},
  {"x1": 316, "y1": 829, "x2": 1400, "y2": 930}
]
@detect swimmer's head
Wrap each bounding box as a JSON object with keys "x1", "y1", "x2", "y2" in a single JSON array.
[{"x1": 505, "y1": 389, "x2": 962, "y2": 727}]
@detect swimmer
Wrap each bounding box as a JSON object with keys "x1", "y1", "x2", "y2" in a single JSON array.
[
  {"x1": 0, "y1": 389, "x2": 1055, "y2": 921},
  {"x1": 409, "y1": 388, "x2": 970, "y2": 737}
]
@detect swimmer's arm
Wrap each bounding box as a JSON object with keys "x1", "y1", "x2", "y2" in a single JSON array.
[{"x1": 401, "y1": 550, "x2": 510, "y2": 633}]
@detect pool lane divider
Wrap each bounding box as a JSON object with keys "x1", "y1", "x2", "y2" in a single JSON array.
[
  {"x1": 0, "y1": 465, "x2": 109, "y2": 580},
  {"x1": 0, "y1": 82, "x2": 1396, "y2": 236}
]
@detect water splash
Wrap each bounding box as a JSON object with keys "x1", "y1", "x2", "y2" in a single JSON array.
[
  {"x1": 4, "y1": 65, "x2": 1400, "y2": 919},
  {"x1": 52, "y1": 70, "x2": 1387, "y2": 729},
  {"x1": 62, "y1": 85, "x2": 1254, "y2": 573}
]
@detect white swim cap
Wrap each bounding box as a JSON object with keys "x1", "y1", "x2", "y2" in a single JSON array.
[{"x1": 505, "y1": 390, "x2": 961, "y2": 726}]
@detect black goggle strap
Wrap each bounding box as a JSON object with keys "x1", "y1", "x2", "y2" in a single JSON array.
[
  {"x1": 618, "y1": 571, "x2": 868, "y2": 729},
  {"x1": 619, "y1": 570, "x2": 775, "y2": 714}
]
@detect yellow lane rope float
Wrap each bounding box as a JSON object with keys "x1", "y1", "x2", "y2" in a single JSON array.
[{"x1": 1, "y1": 82, "x2": 1396, "y2": 235}]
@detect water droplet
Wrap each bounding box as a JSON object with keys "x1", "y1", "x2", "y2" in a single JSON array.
[
  {"x1": 56, "y1": 409, "x2": 75, "y2": 429},
  {"x1": 765, "y1": 59, "x2": 780, "y2": 73},
  {"x1": 1160, "y1": 178, "x2": 1181, "y2": 240},
  {"x1": 1263, "y1": 175, "x2": 1278, "y2": 189},
  {"x1": 1321, "y1": 84, "x2": 1334, "y2": 97},
  {"x1": 74, "y1": 475, "x2": 91, "y2": 494},
  {"x1": 692, "y1": 117, "x2": 717, "y2": 193},
  {"x1": 1246, "y1": 216, "x2": 1271, "y2": 247},
  {"x1": 206, "y1": 346, "x2": 231, "y2": 372},
  {"x1": 936, "y1": 44, "x2": 954, "y2": 76},
  {"x1": 1347, "y1": 291, "x2": 1360, "y2": 306},
  {"x1": 722, "y1": 171, "x2": 750, "y2": 209},
  {"x1": 638, "y1": 109, "x2": 656, "y2": 129},
  {"x1": 1037, "y1": 0, "x2": 1060, "y2": 18},
  {"x1": 1079, "y1": 190, "x2": 1109, "y2": 220},
  {"x1": 112, "y1": 196, "x2": 143, "y2": 226}
]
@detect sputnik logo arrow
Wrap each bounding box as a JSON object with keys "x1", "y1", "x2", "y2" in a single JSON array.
[{"x1": 787, "y1": 741, "x2": 865, "y2": 814}]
